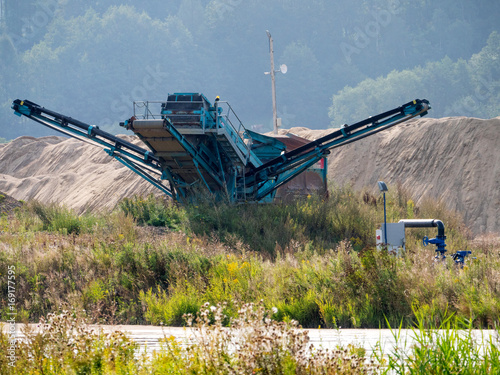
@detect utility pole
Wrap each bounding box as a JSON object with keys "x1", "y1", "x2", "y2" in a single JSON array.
[
  {"x1": 265, "y1": 30, "x2": 287, "y2": 135},
  {"x1": 266, "y1": 30, "x2": 278, "y2": 134}
]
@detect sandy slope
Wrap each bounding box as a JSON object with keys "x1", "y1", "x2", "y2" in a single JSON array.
[
  {"x1": 0, "y1": 116, "x2": 499, "y2": 234},
  {"x1": 281, "y1": 116, "x2": 500, "y2": 235},
  {"x1": 0, "y1": 135, "x2": 158, "y2": 213}
]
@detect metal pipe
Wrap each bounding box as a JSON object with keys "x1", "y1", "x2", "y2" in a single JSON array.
[
  {"x1": 399, "y1": 219, "x2": 447, "y2": 258},
  {"x1": 398, "y1": 219, "x2": 445, "y2": 237}
]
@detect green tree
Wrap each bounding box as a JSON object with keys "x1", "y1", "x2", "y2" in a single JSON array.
[
  {"x1": 16, "y1": 6, "x2": 199, "y2": 134},
  {"x1": 449, "y1": 31, "x2": 500, "y2": 118},
  {"x1": 329, "y1": 33, "x2": 500, "y2": 125}
]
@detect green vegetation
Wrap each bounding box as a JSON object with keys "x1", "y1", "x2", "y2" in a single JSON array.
[
  {"x1": 330, "y1": 32, "x2": 500, "y2": 125},
  {"x1": 2, "y1": 1, "x2": 500, "y2": 141},
  {"x1": 2, "y1": 305, "x2": 499, "y2": 374},
  {"x1": 1, "y1": 186, "x2": 499, "y2": 372},
  {"x1": 1, "y1": 304, "x2": 380, "y2": 374},
  {"x1": 1, "y1": 185, "x2": 497, "y2": 330},
  {"x1": 119, "y1": 194, "x2": 186, "y2": 228},
  {"x1": 380, "y1": 309, "x2": 500, "y2": 374},
  {"x1": 26, "y1": 201, "x2": 103, "y2": 235}
]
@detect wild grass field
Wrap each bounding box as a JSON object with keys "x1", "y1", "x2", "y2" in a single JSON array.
[{"x1": 1, "y1": 184, "x2": 499, "y2": 373}]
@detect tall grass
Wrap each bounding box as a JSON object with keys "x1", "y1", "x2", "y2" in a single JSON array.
[
  {"x1": 4, "y1": 201, "x2": 104, "y2": 235},
  {"x1": 119, "y1": 194, "x2": 186, "y2": 228},
  {"x1": 2, "y1": 307, "x2": 498, "y2": 374},
  {"x1": 181, "y1": 187, "x2": 379, "y2": 257},
  {"x1": 0, "y1": 306, "x2": 379, "y2": 375},
  {"x1": 379, "y1": 308, "x2": 500, "y2": 374},
  {"x1": 0, "y1": 185, "x2": 498, "y2": 329}
]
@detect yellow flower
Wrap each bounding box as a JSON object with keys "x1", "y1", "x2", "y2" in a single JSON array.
[{"x1": 227, "y1": 262, "x2": 239, "y2": 275}]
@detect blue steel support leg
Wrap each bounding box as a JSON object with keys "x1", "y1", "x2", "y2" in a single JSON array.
[
  {"x1": 192, "y1": 159, "x2": 213, "y2": 194},
  {"x1": 110, "y1": 153, "x2": 173, "y2": 198}
]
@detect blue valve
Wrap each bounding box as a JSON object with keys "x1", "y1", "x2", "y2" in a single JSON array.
[
  {"x1": 422, "y1": 235, "x2": 447, "y2": 259},
  {"x1": 451, "y1": 250, "x2": 473, "y2": 268}
]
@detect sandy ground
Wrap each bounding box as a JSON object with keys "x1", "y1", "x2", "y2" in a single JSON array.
[
  {"x1": 0, "y1": 116, "x2": 499, "y2": 235},
  {"x1": 0, "y1": 135, "x2": 159, "y2": 214},
  {"x1": 281, "y1": 116, "x2": 500, "y2": 235}
]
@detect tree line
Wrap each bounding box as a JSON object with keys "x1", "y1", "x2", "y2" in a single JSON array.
[{"x1": 0, "y1": 0, "x2": 499, "y2": 140}]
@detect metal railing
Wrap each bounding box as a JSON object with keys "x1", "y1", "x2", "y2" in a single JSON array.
[
  {"x1": 215, "y1": 101, "x2": 246, "y2": 136},
  {"x1": 133, "y1": 101, "x2": 164, "y2": 119},
  {"x1": 133, "y1": 100, "x2": 247, "y2": 136},
  {"x1": 214, "y1": 101, "x2": 250, "y2": 161},
  {"x1": 132, "y1": 100, "x2": 249, "y2": 162}
]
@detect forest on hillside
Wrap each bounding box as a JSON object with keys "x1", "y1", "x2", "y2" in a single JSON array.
[{"x1": 0, "y1": 0, "x2": 499, "y2": 140}]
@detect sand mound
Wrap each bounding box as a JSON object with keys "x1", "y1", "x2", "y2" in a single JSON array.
[
  {"x1": 0, "y1": 116, "x2": 498, "y2": 234},
  {"x1": 0, "y1": 135, "x2": 158, "y2": 214},
  {"x1": 280, "y1": 117, "x2": 500, "y2": 235}
]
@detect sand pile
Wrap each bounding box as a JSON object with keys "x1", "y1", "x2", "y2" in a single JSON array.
[
  {"x1": 281, "y1": 116, "x2": 500, "y2": 235},
  {"x1": 0, "y1": 116, "x2": 498, "y2": 234},
  {"x1": 0, "y1": 135, "x2": 158, "y2": 213}
]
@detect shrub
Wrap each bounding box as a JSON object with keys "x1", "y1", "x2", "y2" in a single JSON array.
[
  {"x1": 155, "y1": 301, "x2": 379, "y2": 374},
  {"x1": 140, "y1": 283, "x2": 202, "y2": 326},
  {"x1": 119, "y1": 194, "x2": 186, "y2": 228},
  {"x1": 0, "y1": 310, "x2": 138, "y2": 374},
  {"x1": 14, "y1": 201, "x2": 102, "y2": 234}
]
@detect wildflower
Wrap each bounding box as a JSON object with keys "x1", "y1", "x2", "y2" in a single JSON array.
[{"x1": 271, "y1": 307, "x2": 278, "y2": 314}]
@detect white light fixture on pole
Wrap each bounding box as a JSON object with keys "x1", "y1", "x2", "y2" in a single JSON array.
[{"x1": 265, "y1": 30, "x2": 287, "y2": 134}]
